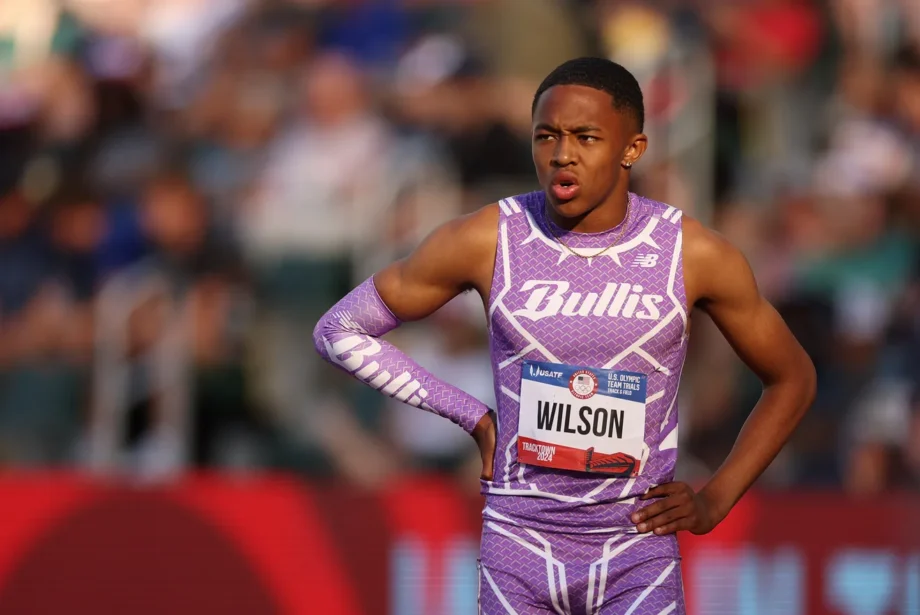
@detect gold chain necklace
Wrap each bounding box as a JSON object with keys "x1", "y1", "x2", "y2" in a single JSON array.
[{"x1": 547, "y1": 195, "x2": 632, "y2": 260}]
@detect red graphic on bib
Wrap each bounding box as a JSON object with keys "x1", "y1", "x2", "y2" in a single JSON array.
[
  {"x1": 568, "y1": 370, "x2": 598, "y2": 400},
  {"x1": 584, "y1": 448, "x2": 639, "y2": 476},
  {"x1": 518, "y1": 437, "x2": 640, "y2": 477}
]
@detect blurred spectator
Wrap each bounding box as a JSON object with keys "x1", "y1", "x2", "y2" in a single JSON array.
[
  {"x1": 46, "y1": 182, "x2": 107, "y2": 357},
  {"x1": 391, "y1": 34, "x2": 535, "y2": 203},
  {"x1": 86, "y1": 169, "x2": 250, "y2": 478},
  {"x1": 240, "y1": 51, "x2": 412, "y2": 483},
  {"x1": 830, "y1": 0, "x2": 920, "y2": 62},
  {"x1": 0, "y1": 187, "x2": 84, "y2": 466},
  {"x1": 138, "y1": 0, "x2": 249, "y2": 109}
]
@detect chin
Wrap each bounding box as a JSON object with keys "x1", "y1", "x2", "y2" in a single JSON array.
[{"x1": 547, "y1": 196, "x2": 589, "y2": 219}]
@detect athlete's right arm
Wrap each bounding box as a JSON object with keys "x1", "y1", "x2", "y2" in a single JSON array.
[{"x1": 312, "y1": 205, "x2": 499, "y2": 436}]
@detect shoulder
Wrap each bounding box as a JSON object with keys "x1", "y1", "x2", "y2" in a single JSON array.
[
  {"x1": 435, "y1": 202, "x2": 500, "y2": 253},
  {"x1": 681, "y1": 215, "x2": 755, "y2": 307},
  {"x1": 391, "y1": 202, "x2": 499, "y2": 290},
  {"x1": 682, "y1": 215, "x2": 732, "y2": 264},
  {"x1": 460, "y1": 201, "x2": 502, "y2": 230}
]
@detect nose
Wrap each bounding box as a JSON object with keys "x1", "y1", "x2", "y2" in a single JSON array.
[{"x1": 551, "y1": 136, "x2": 575, "y2": 167}]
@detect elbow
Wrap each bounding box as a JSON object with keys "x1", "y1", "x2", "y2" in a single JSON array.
[
  {"x1": 766, "y1": 351, "x2": 817, "y2": 418},
  {"x1": 313, "y1": 313, "x2": 332, "y2": 360},
  {"x1": 798, "y1": 353, "x2": 818, "y2": 415}
]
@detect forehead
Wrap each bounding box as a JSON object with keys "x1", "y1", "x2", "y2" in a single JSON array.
[{"x1": 533, "y1": 84, "x2": 623, "y2": 130}]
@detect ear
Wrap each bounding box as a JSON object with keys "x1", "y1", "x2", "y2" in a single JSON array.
[{"x1": 622, "y1": 133, "x2": 648, "y2": 169}]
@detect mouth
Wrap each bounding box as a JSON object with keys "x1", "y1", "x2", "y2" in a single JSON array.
[{"x1": 549, "y1": 173, "x2": 581, "y2": 202}]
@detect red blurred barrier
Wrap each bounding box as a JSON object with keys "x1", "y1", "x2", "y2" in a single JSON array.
[
  {"x1": 680, "y1": 491, "x2": 920, "y2": 615},
  {"x1": 0, "y1": 474, "x2": 916, "y2": 615}
]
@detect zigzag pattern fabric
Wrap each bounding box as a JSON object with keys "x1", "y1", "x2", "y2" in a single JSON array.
[{"x1": 314, "y1": 276, "x2": 490, "y2": 434}]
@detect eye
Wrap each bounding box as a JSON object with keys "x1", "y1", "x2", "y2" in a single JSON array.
[
  {"x1": 534, "y1": 134, "x2": 555, "y2": 142},
  {"x1": 579, "y1": 135, "x2": 598, "y2": 143}
]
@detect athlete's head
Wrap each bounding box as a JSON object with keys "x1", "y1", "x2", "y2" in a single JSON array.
[{"x1": 531, "y1": 57, "x2": 647, "y2": 220}]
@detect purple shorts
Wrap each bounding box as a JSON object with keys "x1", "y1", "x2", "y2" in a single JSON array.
[{"x1": 478, "y1": 520, "x2": 685, "y2": 614}]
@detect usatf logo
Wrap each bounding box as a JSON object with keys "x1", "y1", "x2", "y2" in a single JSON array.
[
  {"x1": 631, "y1": 254, "x2": 659, "y2": 268},
  {"x1": 569, "y1": 370, "x2": 598, "y2": 400}
]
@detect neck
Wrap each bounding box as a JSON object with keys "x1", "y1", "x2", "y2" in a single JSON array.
[{"x1": 545, "y1": 181, "x2": 630, "y2": 233}]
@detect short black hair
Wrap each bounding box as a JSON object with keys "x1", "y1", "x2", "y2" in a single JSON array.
[{"x1": 532, "y1": 57, "x2": 644, "y2": 132}]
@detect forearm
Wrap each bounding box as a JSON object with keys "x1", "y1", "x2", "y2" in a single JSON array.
[
  {"x1": 700, "y1": 368, "x2": 816, "y2": 520},
  {"x1": 313, "y1": 277, "x2": 490, "y2": 433}
]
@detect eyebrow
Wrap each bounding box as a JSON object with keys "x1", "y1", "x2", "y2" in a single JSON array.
[{"x1": 534, "y1": 123, "x2": 603, "y2": 133}]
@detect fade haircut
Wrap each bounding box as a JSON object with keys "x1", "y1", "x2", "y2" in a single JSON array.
[{"x1": 532, "y1": 57, "x2": 645, "y2": 132}]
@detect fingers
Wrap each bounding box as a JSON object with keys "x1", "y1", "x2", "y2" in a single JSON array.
[
  {"x1": 474, "y1": 410, "x2": 497, "y2": 482},
  {"x1": 640, "y1": 482, "x2": 686, "y2": 500},
  {"x1": 647, "y1": 518, "x2": 694, "y2": 536},
  {"x1": 637, "y1": 505, "x2": 695, "y2": 535},
  {"x1": 631, "y1": 495, "x2": 682, "y2": 526},
  {"x1": 632, "y1": 482, "x2": 695, "y2": 534},
  {"x1": 480, "y1": 454, "x2": 494, "y2": 481},
  {"x1": 632, "y1": 482, "x2": 690, "y2": 519},
  {"x1": 481, "y1": 446, "x2": 495, "y2": 481}
]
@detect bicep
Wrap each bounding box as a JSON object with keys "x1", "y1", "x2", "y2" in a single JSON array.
[
  {"x1": 374, "y1": 246, "x2": 463, "y2": 322},
  {"x1": 374, "y1": 206, "x2": 497, "y2": 321}
]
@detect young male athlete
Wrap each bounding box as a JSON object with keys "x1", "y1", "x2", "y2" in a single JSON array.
[{"x1": 314, "y1": 57, "x2": 816, "y2": 614}]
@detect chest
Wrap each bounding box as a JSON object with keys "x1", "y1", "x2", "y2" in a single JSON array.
[
  {"x1": 488, "y1": 200, "x2": 688, "y2": 368},
  {"x1": 495, "y1": 284, "x2": 680, "y2": 363},
  {"x1": 491, "y1": 253, "x2": 684, "y2": 367}
]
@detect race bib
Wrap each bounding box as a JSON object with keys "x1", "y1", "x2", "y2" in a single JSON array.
[{"x1": 517, "y1": 360, "x2": 647, "y2": 476}]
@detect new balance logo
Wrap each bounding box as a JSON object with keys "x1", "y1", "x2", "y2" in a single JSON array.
[
  {"x1": 513, "y1": 281, "x2": 663, "y2": 322},
  {"x1": 631, "y1": 254, "x2": 659, "y2": 268},
  {"x1": 323, "y1": 334, "x2": 432, "y2": 409}
]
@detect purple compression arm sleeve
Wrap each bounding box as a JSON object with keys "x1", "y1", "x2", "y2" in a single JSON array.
[{"x1": 313, "y1": 277, "x2": 490, "y2": 434}]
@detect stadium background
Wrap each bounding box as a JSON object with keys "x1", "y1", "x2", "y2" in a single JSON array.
[{"x1": 0, "y1": 0, "x2": 919, "y2": 613}]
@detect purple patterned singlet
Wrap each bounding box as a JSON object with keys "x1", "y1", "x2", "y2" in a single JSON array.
[
  {"x1": 482, "y1": 190, "x2": 688, "y2": 534},
  {"x1": 476, "y1": 191, "x2": 689, "y2": 613}
]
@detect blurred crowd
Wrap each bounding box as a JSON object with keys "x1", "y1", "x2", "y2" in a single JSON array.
[{"x1": 0, "y1": 0, "x2": 918, "y2": 495}]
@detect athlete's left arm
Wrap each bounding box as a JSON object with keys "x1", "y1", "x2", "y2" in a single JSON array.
[{"x1": 633, "y1": 217, "x2": 816, "y2": 536}]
